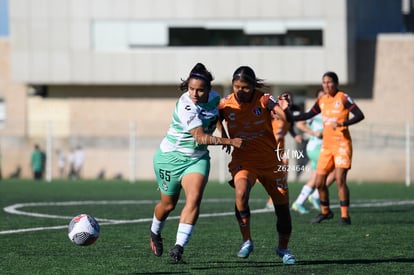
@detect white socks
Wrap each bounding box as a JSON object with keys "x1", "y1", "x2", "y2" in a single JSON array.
[
  {"x1": 175, "y1": 223, "x2": 194, "y2": 247},
  {"x1": 150, "y1": 214, "x2": 165, "y2": 235},
  {"x1": 151, "y1": 216, "x2": 194, "y2": 248},
  {"x1": 295, "y1": 185, "x2": 313, "y2": 205},
  {"x1": 311, "y1": 188, "x2": 320, "y2": 200}
]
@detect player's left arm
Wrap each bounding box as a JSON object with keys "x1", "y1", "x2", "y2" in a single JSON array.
[{"x1": 337, "y1": 94, "x2": 365, "y2": 127}]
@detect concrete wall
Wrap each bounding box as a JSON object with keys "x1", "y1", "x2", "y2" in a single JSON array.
[{"x1": 9, "y1": 0, "x2": 351, "y2": 85}]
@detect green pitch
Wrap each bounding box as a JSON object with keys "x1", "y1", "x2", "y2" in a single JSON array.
[{"x1": 0, "y1": 179, "x2": 413, "y2": 274}]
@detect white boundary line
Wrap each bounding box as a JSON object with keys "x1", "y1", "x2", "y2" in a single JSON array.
[{"x1": 1, "y1": 199, "x2": 414, "y2": 235}]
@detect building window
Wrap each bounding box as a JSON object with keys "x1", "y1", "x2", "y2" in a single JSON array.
[
  {"x1": 93, "y1": 19, "x2": 324, "y2": 51},
  {"x1": 168, "y1": 28, "x2": 322, "y2": 46}
]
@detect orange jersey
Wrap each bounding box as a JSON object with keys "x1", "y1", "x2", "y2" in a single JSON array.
[
  {"x1": 317, "y1": 91, "x2": 353, "y2": 147},
  {"x1": 219, "y1": 91, "x2": 284, "y2": 168},
  {"x1": 316, "y1": 91, "x2": 354, "y2": 171},
  {"x1": 219, "y1": 91, "x2": 290, "y2": 201}
]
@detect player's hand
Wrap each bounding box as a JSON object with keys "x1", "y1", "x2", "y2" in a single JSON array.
[
  {"x1": 231, "y1": 138, "x2": 244, "y2": 149},
  {"x1": 277, "y1": 97, "x2": 290, "y2": 110},
  {"x1": 331, "y1": 121, "x2": 343, "y2": 130},
  {"x1": 313, "y1": 131, "x2": 323, "y2": 138}
]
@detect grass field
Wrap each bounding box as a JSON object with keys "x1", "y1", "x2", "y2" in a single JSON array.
[{"x1": 0, "y1": 179, "x2": 413, "y2": 274}]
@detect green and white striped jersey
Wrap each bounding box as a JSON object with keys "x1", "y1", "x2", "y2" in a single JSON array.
[{"x1": 159, "y1": 90, "x2": 220, "y2": 158}]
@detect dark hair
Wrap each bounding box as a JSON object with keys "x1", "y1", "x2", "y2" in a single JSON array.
[
  {"x1": 180, "y1": 63, "x2": 213, "y2": 92},
  {"x1": 232, "y1": 66, "x2": 266, "y2": 90},
  {"x1": 323, "y1": 71, "x2": 339, "y2": 85}
]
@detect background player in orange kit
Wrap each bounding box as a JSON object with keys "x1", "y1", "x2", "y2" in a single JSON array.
[
  {"x1": 294, "y1": 71, "x2": 365, "y2": 225},
  {"x1": 219, "y1": 66, "x2": 296, "y2": 264}
]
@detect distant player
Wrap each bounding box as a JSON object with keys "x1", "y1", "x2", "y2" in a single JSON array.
[
  {"x1": 294, "y1": 72, "x2": 365, "y2": 225},
  {"x1": 291, "y1": 90, "x2": 335, "y2": 214}
]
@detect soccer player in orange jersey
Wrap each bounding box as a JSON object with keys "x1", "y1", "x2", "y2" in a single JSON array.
[
  {"x1": 294, "y1": 72, "x2": 365, "y2": 225},
  {"x1": 219, "y1": 66, "x2": 296, "y2": 264}
]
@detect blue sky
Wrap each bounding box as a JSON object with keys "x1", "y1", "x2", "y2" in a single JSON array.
[{"x1": 0, "y1": 0, "x2": 9, "y2": 37}]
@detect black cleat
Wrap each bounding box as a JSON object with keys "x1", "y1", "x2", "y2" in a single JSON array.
[
  {"x1": 311, "y1": 210, "x2": 334, "y2": 224},
  {"x1": 339, "y1": 216, "x2": 351, "y2": 225},
  {"x1": 150, "y1": 231, "x2": 163, "y2": 256},
  {"x1": 169, "y1": 244, "x2": 184, "y2": 263}
]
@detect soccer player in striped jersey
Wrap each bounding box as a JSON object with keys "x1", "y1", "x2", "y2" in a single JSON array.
[
  {"x1": 149, "y1": 63, "x2": 244, "y2": 263},
  {"x1": 294, "y1": 72, "x2": 365, "y2": 225}
]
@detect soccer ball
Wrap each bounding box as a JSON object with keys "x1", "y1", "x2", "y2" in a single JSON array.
[{"x1": 68, "y1": 214, "x2": 100, "y2": 246}]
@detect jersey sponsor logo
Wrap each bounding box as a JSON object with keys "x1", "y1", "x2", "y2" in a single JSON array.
[
  {"x1": 185, "y1": 105, "x2": 191, "y2": 111},
  {"x1": 269, "y1": 95, "x2": 277, "y2": 104}
]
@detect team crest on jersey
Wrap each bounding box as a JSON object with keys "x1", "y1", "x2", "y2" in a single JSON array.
[
  {"x1": 229, "y1": 112, "x2": 236, "y2": 121},
  {"x1": 185, "y1": 105, "x2": 191, "y2": 111},
  {"x1": 334, "y1": 101, "x2": 341, "y2": 108},
  {"x1": 253, "y1": 107, "x2": 262, "y2": 116}
]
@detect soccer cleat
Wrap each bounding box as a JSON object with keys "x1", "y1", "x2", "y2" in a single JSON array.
[
  {"x1": 169, "y1": 244, "x2": 184, "y2": 263},
  {"x1": 339, "y1": 216, "x2": 351, "y2": 225},
  {"x1": 276, "y1": 248, "x2": 296, "y2": 265},
  {"x1": 237, "y1": 240, "x2": 254, "y2": 258},
  {"x1": 308, "y1": 196, "x2": 321, "y2": 211},
  {"x1": 291, "y1": 202, "x2": 310, "y2": 214},
  {"x1": 150, "y1": 231, "x2": 163, "y2": 256},
  {"x1": 311, "y1": 210, "x2": 334, "y2": 224}
]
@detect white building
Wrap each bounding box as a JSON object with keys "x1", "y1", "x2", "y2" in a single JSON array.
[{"x1": 1, "y1": 0, "x2": 413, "y2": 182}]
